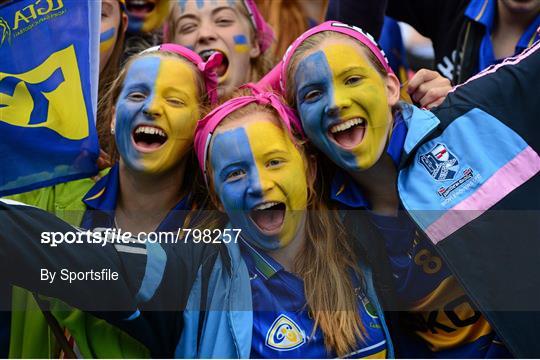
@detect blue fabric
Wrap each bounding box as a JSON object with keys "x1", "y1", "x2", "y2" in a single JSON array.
[
  {"x1": 0, "y1": 0, "x2": 100, "y2": 196},
  {"x1": 242, "y1": 241, "x2": 388, "y2": 358},
  {"x1": 379, "y1": 17, "x2": 410, "y2": 78},
  {"x1": 81, "y1": 163, "x2": 191, "y2": 231},
  {"x1": 465, "y1": 0, "x2": 540, "y2": 72},
  {"x1": 331, "y1": 112, "x2": 407, "y2": 209},
  {"x1": 399, "y1": 107, "x2": 529, "y2": 230},
  {"x1": 135, "y1": 242, "x2": 166, "y2": 303}
]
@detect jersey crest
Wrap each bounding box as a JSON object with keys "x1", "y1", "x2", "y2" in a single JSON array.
[
  {"x1": 419, "y1": 143, "x2": 459, "y2": 181},
  {"x1": 265, "y1": 314, "x2": 306, "y2": 351}
]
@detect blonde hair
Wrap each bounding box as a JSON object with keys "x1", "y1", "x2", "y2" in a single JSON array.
[{"x1": 202, "y1": 89, "x2": 367, "y2": 356}]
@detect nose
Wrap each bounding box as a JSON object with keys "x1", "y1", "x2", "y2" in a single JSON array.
[
  {"x1": 326, "y1": 93, "x2": 352, "y2": 117},
  {"x1": 142, "y1": 98, "x2": 162, "y2": 120},
  {"x1": 197, "y1": 21, "x2": 218, "y2": 45},
  {"x1": 247, "y1": 174, "x2": 273, "y2": 198}
]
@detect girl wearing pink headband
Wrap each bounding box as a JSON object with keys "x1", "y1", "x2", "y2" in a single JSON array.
[
  {"x1": 277, "y1": 21, "x2": 540, "y2": 358},
  {"x1": 193, "y1": 85, "x2": 394, "y2": 358},
  {"x1": 166, "y1": 0, "x2": 275, "y2": 98},
  {"x1": 7, "y1": 44, "x2": 221, "y2": 358}
]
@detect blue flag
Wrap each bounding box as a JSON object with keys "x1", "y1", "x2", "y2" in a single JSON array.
[{"x1": 0, "y1": 0, "x2": 100, "y2": 196}]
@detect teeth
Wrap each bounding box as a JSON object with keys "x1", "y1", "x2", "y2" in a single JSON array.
[
  {"x1": 330, "y1": 118, "x2": 364, "y2": 134},
  {"x1": 254, "y1": 202, "x2": 279, "y2": 211},
  {"x1": 135, "y1": 126, "x2": 166, "y2": 137}
]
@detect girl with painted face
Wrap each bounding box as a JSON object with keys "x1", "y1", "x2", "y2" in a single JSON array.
[
  {"x1": 6, "y1": 44, "x2": 221, "y2": 358},
  {"x1": 277, "y1": 21, "x2": 540, "y2": 358},
  {"x1": 123, "y1": 0, "x2": 171, "y2": 34},
  {"x1": 167, "y1": 0, "x2": 274, "y2": 98},
  {"x1": 97, "y1": 0, "x2": 129, "y2": 151},
  {"x1": 192, "y1": 87, "x2": 393, "y2": 358}
]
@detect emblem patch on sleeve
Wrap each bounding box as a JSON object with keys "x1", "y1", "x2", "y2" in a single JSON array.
[{"x1": 419, "y1": 143, "x2": 459, "y2": 181}]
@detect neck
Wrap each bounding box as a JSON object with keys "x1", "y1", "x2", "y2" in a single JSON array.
[
  {"x1": 349, "y1": 154, "x2": 399, "y2": 216},
  {"x1": 115, "y1": 159, "x2": 187, "y2": 233},
  {"x1": 492, "y1": 1, "x2": 537, "y2": 59},
  {"x1": 266, "y1": 214, "x2": 307, "y2": 273}
]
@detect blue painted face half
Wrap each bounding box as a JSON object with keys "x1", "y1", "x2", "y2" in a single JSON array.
[
  {"x1": 114, "y1": 55, "x2": 200, "y2": 174},
  {"x1": 209, "y1": 115, "x2": 308, "y2": 251},
  {"x1": 294, "y1": 41, "x2": 392, "y2": 172}
]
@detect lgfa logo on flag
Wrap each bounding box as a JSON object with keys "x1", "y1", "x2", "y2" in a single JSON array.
[
  {"x1": 0, "y1": 45, "x2": 89, "y2": 140},
  {"x1": 419, "y1": 143, "x2": 459, "y2": 181},
  {"x1": 265, "y1": 314, "x2": 306, "y2": 351}
]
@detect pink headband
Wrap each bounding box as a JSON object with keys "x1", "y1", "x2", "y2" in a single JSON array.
[
  {"x1": 257, "y1": 21, "x2": 393, "y2": 93},
  {"x1": 141, "y1": 43, "x2": 222, "y2": 105},
  {"x1": 242, "y1": 0, "x2": 275, "y2": 53},
  {"x1": 194, "y1": 84, "x2": 303, "y2": 182}
]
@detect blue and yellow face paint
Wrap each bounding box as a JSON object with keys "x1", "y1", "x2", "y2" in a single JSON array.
[
  {"x1": 126, "y1": 0, "x2": 171, "y2": 33},
  {"x1": 294, "y1": 40, "x2": 392, "y2": 173},
  {"x1": 115, "y1": 56, "x2": 200, "y2": 174},
  {"x1": 100, "y1": 27, "x2": 117, "y2": 55},
  {"x1": 233, "y1": 34, "x2": 249, "y2": 53},
  {"x1": 210, "y1": 116, "x2": 308, "y2": 251}
]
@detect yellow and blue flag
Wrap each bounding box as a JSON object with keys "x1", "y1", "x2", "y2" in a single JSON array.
[{"x1": 0, "y1": 0, "x2": 100, "y2": 195}]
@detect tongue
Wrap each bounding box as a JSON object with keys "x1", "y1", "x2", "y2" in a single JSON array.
[
  {"x1": 333, "y1": 125, "x2": 365, "y2": 148},
  {"x1": 252, "y1": 209, "x2": 284, "y2": 232},
  {"x1": 136, "y1": 140, "x2": 162, "y2": 149}
]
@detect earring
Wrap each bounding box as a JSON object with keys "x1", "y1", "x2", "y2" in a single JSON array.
[{"x1": 110, "y1": 128, "x2": 115, "y2": 135}]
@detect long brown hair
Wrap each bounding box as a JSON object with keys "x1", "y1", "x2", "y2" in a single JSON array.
[{"x1": 202, "y1": 89, "x2": 367, "y2": 356}]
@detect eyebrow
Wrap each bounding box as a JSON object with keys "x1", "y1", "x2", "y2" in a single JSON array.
[
  {"x1": 336, "y1": 66, "x2": 365, "y2": 78},
  {"x1": 263, "y1": 149, "x2": 289, "y2": 157}
]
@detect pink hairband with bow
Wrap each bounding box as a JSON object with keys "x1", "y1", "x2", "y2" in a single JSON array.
[
  {"x1": 258, "y1": 21, "x2": 393, "y2": 93},
  {"x1": 141, "y1": 43, "x2": 222, "y2": 105},
  {"x1": 194, "y1": 84, "x2": 303, "y2": 182}
]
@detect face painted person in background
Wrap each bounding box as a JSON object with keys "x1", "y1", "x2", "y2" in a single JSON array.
[
  {"x1": 100, "y1": 0, "x2": 128, "y2": 73},
  {"x1": 124, "y1": 0, "x2": 171, "y2": 34},
  {"x1": 168, "y1": 0, "x2": 274, "y2": 98}
]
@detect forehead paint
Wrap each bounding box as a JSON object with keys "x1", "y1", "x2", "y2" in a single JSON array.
[
  {"x1": 196, "y1": 0, "x2": 204, "y2": 9},
  {"x1": 211, "y1": 120, "x2": 307, "y2": 251},
  {"x1": 295, "y1": 43, "x2": 391, "y2": 172},
  {"x1": 100, "y1": 27, "x2": 116, "y2": 54},
  {"x1": 233, "y1": 34, "x2": 249, "y2": 53},
  {"x1": 178, "y1": 0, "x2": 187, "y2": 12}
]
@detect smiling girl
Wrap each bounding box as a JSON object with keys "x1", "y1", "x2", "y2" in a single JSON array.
[
  {"x1": 7, "y1": 44, "x2": 221, "y2": 358},
  {"x1": 276, "y1": 21, "x2": 540, "y2": 357},
  {"x1": 192, "y1": 87, "x2": 393, "y2": 358},
  {"x1": 167, "y1": 0, "x2": 274, "y2": 98}
]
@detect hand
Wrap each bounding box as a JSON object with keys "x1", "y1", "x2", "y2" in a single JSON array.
[{"x1": 407, "y1": 69, "x2": 452, "y2": 109}]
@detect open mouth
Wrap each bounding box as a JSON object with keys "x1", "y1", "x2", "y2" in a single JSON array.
[
  {"x1": 250, "y1": 202, "x2": 286, "y2": 235},
  {"x1": 328, "y1": 118, "x2": 366, "y2": 149},
  {"x1": 131, "y1": 125, "x2": 168, "y2": 152},
  {"x1": 199, "y1": 49, "x2": 229, "y2": 78},
  {"x1": 126, "y1": 0, "x2": 155, "y2": 18}
]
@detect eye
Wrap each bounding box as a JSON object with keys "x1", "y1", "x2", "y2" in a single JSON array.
[
  {"x1": 226, "y1": 169, "x2": 246, "y2": 182},
  {"x1": 127, "y1": 92, "x2": 147, "y2": 102},
  {"x1": 166, "y1": 97, "x2": 185, "y2": 107},
  {"x1": 179, "y1": 23, "x2": 197, "y2": 34},
  {"x1": 266, "y1": 158, "x2": 284, "y2": 168},
  {"x1": 303, "y1": 89, "x2": 322, "y2": 102},
  {"x1": 216, "y1": 17, "x2": 234, "y2": 26},
  {"x1": 345, "y1": 75, "x2": 363, "y2": 86}
]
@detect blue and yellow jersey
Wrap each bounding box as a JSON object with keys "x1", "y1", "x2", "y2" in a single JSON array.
[
  {"x1": 331, "y1": 120, "x2": 511, "y2": 358},
  {"x1": 241, "y1": 240, "x2": 388, "y2": 358}
]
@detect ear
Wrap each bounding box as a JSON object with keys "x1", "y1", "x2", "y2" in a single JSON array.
[
  {"x1": 249, "y1": 40, "x2": 261, "y2": 59},
  {"x1": 385, "y1": 73, "x2": 401, "y2": 107}
]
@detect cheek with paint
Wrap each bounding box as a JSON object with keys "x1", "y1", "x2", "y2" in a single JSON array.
[
  {"x1": 127, "y1": 0, "x2": 170, "y2": 33},
  {"x1": 323, "y1": 44, "x2": 391, "y2": 170},
  {"x1": 210, "y1": 120, "x2": 308, "y2": 251},
  {"x1": 233, "y1": 34, "x2": 249, "y2": 53},
  {"x1": 295, "y1": 51, "x2": 359, "y2": 172},
  {"x1": 100, "y1": 27, "x2": 117, "y2": 55}
]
